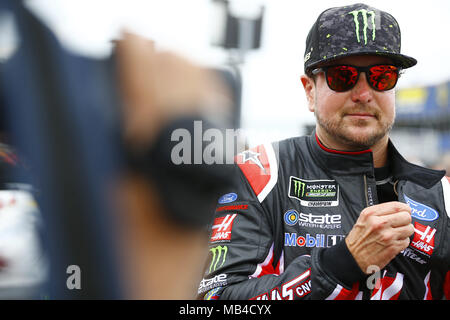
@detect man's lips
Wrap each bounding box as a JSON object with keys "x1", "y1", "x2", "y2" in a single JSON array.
[{"x1": 345, "y1": 113, "x2": 376, "y2": 119}]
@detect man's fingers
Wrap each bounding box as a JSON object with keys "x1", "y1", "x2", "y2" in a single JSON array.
[
  {"x1": 393, "y1": 237, "x2": 411, "y2": 252},
  {"x1": 362, "y1": 201, "x2": 411, "y2": 217},
  {"x1": 386, "y1": 210, "x2": 412, "y2": 228},
  {"x1": 393, "y1": 223, "x2": 415, "y2": 240}
]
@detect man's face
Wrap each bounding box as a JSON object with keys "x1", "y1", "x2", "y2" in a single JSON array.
[{"x1": 302, "y1": 55, "x2": 396, "y2": 150}]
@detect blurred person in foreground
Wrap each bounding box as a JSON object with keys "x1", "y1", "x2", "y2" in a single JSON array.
[
  {"x1": 114, "y1": 32, "x2": 234, "y2": 299},
  {"x1": 198, "y1": 3, "x2": 450, "y2": 300}
]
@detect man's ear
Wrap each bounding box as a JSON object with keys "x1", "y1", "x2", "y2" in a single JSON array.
[{"x1": 300, "y1": 75, "x2": 315, "y2": 113}]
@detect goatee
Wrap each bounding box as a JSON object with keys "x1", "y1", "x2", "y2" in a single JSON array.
[{"x1": 315, "y1": 109, "x2": 394, "y2": 150}]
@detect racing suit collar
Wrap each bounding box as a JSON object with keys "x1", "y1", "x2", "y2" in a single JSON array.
[
  {"x1": 308, "y1": 131, "x2": 374, "y2": 175},
  {"x1": 314, "y1": 133, "x2": 372, "y2": 156},
  {"x1": 388, "y1": 140, "x2": 445, "y2": 189},
  {"x1": 307, "y1": 131, "x2": 445, "y2": 188}
]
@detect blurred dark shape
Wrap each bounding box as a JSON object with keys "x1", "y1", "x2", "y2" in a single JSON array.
[
  {"x1": 0, "y1": 0, "x2": 124, "y2": 299},
  {"x1": 210, "y1": 0, "x2": 265, "y2": 130},
  {"x1": 113, "y1": 31, "x2": 237, "y2": 298},
  {"x1": 210, "y1": 0, "x2": 264, "y2": 51},
  {"x1": 215, "y1": 67, "x2": 242, "y2": 129},
  {"x1": 0, "y1": 0, "x2": 238, "y2": 299}
]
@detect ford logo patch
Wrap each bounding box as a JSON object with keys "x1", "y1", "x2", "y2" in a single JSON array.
[
  {"x1": 404, "y1": 195, "x2": 439, "y2": 221},
  {"x1": 218, "y1": 193, "x2": 237, "y2": 204}
]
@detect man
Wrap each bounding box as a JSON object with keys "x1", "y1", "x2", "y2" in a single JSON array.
[{"x1": 198, "y1": 3, "x2": 450, "y2": 300}]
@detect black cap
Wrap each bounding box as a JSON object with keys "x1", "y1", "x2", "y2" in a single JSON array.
[{"x1": 304, "y1": 3, "x2": 417, "y2": 75}]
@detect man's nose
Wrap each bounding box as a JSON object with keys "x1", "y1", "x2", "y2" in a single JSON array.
[{"x1": 350, "y1": 72, "x2": 373, "y2": 104}]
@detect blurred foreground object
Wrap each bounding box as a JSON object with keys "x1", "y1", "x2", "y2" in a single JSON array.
[
  {"x1": 1, "y1": 0, "x2": 236, "y2": 299},
  {"x1": 0, "y1": 144, "x2": 47, "y2": 299},
  {"x1": 115, "y1": 31, "x2": 232, "y2": 151},
  {"x1": 114, "y1": 31, "x2": 235, "y2": 298},
  {"x1": 0, "y1": 0, "x2": 124, "y2": 299}
]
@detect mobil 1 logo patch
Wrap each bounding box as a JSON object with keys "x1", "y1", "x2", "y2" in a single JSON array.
[{"x1": 288, "y1": 177, "x2": 339, "y2": 207}]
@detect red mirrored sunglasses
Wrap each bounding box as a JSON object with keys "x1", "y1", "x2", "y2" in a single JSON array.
[{"x1": 311, "y1": 64, "x2": 401, "y2": 92}]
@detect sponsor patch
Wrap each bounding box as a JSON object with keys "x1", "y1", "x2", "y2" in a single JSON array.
[
  {"x1": 283, "y1": 210, "x2": 341, "y2": 229},
  {"x1": 198, "y1": 273, "x2": 227, "y2": 294},
  {"x1": 216, "y1": 204, "x2": 248, "y2": 212},
  {"x1": 210, "y1": 214, "x2": 237, "y2": 242},
  {"x1": 410, "y1": 222, "x2": 436, "y2": 256},
  {"x1": 404, "y1": 195, "x2": 439, "y2": 221},
  {"x1": 284, "y1": 209, "x2": 299, "y2": 226},
  {"x1": 251, "y1": 269, "x2": 311, "y2": 300},
  {"x1": 204, "y1": 287, "x2": 221, "y2": 300},
  {"x1": 401, "y1": 248, "x2": 427, "y2": 265},
  {"x1": 218, "y1": 192, "x2": 237, "y2": 204},
  {"x1": 284, "y1": 233, "x2": 344, "y2": 248},
  {"x1": 208, "y1": 245, "x2": 228, "y2": 273},
  {"x1": 288, "y1": 177, "x2": 339, "y2": 207}
]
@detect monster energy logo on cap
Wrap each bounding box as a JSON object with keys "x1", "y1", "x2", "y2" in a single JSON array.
[
  {"x1": 348, "y1": 9, "x2": 376, "y2": 45},
  {"x1": 209, "y1": 245, "x2": 228, "y2": 273},
  {"x1": 288, "y1": 176, "x2": 339, "y2": 207}
]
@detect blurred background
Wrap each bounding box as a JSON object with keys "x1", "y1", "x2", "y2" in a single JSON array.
[
  {"x1": 0, "y1": 0, "x2": 449, "y2": 300},
  {"x1": 6, "y1": 0, "x2": 450, "y2": 169}
]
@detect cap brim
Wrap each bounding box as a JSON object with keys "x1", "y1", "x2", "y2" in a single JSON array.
[
  {"x1": 306, "y1": 51, "x2": 417, "y2": 75},
  {"x1": 364, "y1": 51, "x2": 417, "y2": 69}
]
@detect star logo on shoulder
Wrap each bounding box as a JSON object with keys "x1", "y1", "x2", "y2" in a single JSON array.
[{"x1": 239, "y1": 150, "x2": 266, "y2": 173}]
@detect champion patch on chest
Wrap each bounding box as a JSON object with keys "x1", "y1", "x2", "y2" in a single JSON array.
[{"x1": 288, "y1": 177, "x2": 339, "y2": 207}]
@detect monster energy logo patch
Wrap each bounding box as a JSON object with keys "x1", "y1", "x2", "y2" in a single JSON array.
[
  {"x1": 288, "y1": 177, "x2": 339, "y2": 207},
  {"x1": 348, "y1": 9, "x2": 377, "y2": 45},
  {"x1": 209, "y1": 245, "x2": 228, "y2": 273}
]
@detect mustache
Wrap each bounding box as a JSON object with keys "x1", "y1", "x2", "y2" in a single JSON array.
[{"x1": 341, "y1": 105, "x2": 380, "y2": 118}]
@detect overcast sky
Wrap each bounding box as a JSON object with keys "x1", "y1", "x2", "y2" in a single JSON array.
[{"x1": 25, "y1": 0, "x2": 450, "y2": 146}]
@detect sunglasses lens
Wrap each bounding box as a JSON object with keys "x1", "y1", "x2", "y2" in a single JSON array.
[
  {"x1": 368, "y1": 65, "x2": 399, "y2": 91},
  {"x1": 326, "y1": 66, "x2": 358, "y2": 92}
]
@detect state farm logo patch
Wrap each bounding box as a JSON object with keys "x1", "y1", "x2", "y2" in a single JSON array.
[
  {"x1": 411, "y1": 222, "x2": 436, "y2": 256},
  {"x1": 210, "y1": 214, "x2": 237, "y2": 243}
]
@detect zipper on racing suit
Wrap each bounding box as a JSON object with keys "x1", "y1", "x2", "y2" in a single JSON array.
[
  {"x1": 363, "y1": 174, "x2": 376, "y2": 207},
  {"x1": 363, "y1": 173, "x2": 380, "y2": 299}
]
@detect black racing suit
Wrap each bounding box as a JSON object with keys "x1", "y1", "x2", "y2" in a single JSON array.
[{"x1": 198, "y1": 132, "x2": 450, "y2": 300}]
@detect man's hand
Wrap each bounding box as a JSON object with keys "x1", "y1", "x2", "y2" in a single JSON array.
[{"x1": 345, "y1": 201, "x2": 414, "y2": 273}]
